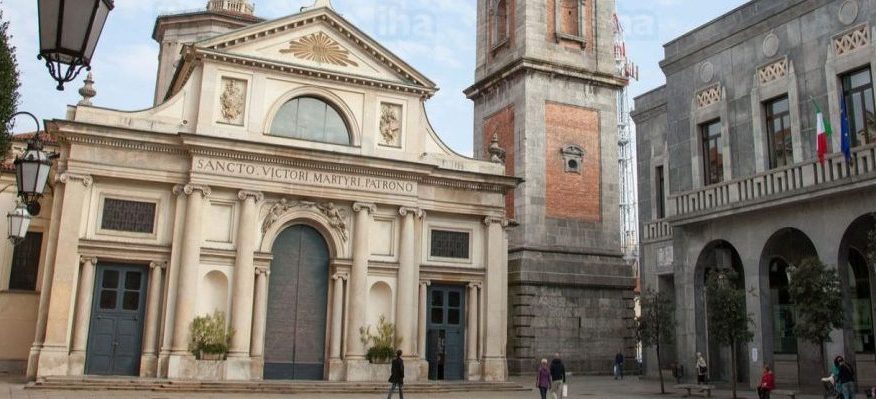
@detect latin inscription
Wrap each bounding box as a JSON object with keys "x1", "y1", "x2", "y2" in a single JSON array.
[{"x1": 194, "y1": 157, "x2": 417, "y2": 195}]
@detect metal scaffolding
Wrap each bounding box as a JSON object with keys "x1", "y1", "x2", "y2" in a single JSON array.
[{"x1": 613, "y1": 13, "x2": 639, "y2": 263}]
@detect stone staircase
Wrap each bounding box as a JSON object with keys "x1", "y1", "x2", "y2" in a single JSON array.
[{"x1": 28, "y1": 377, "x2": 529, "y2": 394}]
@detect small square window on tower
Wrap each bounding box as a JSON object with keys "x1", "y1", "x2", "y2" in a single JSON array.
[{"x1": 561, "y1": 145, "x2": 584, "y2": 173}]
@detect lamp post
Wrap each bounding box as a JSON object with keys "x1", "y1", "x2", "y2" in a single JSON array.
[
  {"x1": 4, "y1": 112, "x2": 57, "y2": 245},
  {"x1": 37, "y1": 0, "x2": 115, "y2": 90}
]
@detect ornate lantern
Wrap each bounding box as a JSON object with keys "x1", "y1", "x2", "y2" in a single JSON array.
[
  {"x1": 7, "y1": 202, "x2": 32, "y2": 245},
  {"x1": 14, "y1": 136, "x2": 53, "y2": 216},
  {"x1": 37, "y1": 0, "x2": 115, "y2": 90}
]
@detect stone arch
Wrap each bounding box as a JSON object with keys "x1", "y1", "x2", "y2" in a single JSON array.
[
  {"x1": 198, "y1": 270, "x2": 230, "y2": 316},
  {"x1": 263, "y1": 86, "x2": 361, "y2": 147},
  {"x1": 367, "y1": 281, "x2": 393, "y2": 329},
  {"x1": 259, "y1": 203, "x2": 348, "y2": 260},
  {"x1": 693, "y1": 240, "x2": 746, "y2": 383},
  {"x1": 838, "y1": 213, "x2": 876, "y2": 383},
  {"x1": 759, "y1": 227, "x2": 819, "y2": 388}
]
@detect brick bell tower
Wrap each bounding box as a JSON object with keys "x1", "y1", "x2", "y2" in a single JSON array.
[{"x1": 465, "y1": 0, "x2": 635, "y2": 374}]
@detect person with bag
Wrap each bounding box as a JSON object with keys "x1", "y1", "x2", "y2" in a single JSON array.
[
  {"x1": 696, "y1": 352, "x2": 708, "y2": 384},
  {"x1": 386, "y1": 350, "x2": 404, "y2": 399},
  {"x1": 832, "y1": 355, "x2": 856, "y2": 399},
  {"x1": 549, "y1": 352, "x2": 567, "y2": 399},
  {"x1": 537, "y1": 358, "x2": 552, "y2": 399},
  {"x1": 757, "y1": 364, "x2": 775, "y2": 399}
]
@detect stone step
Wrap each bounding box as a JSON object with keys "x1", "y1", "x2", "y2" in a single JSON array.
[{"x1": 29, "y1": 377, "x2": 529, "y2": 394}]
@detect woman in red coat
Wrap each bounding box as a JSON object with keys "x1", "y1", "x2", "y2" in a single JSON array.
[{"x1": 758, "y1": 364, "x2": 776, "y2": 399}]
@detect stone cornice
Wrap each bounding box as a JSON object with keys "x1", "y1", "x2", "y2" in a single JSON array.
[
  {"x1": 60, "y1": 131, "x2": 186, "y2": 156},
  {"x1": 466, "y1": 57, "x2": 627, "y2": 99}
]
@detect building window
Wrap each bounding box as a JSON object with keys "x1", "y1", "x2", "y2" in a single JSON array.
[
  {"x1": 769, "y1": 258, "x2": 797, "y2": 354},
  {"x1": 561, "y1": 145, "x2": 584, "y2": 173},
  {"x1": 101, "y1": 198, "x2": 157, "y2": 234},
  {"x1": 765, "y1": 96, "x2": 792, "y2": 169},
  {"x1": 848, "y1": 249, "x2": 874, "y2": 353},
  {"x1": 9, "y1": 232, "x2": 42, "y2": 291},
  {"x1": 270, "y1": 96, "x2": 352, "y2": 145},
  {"x1": 554, "y1": 0, "x2": 585, "y2": 44},
  {"x1": 841, "y1": 67, "x2": 875, "y2": 147},
  {"x1": 491, "y1": 0, "x2": 509, "y2": 48},
  {"x1": 700, "y1": 120, "x2": 723, "y2": 185},
  {"x1": 430, "y1": 230, "x2": 470, "y2": 259},
  {"x1": 655, "y1": 165, "x2": 665, "y2": 219}
]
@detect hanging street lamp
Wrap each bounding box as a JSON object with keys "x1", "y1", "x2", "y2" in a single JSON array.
[
  {"x1": 7, "y1": 202, "x2": 31, "y2": 245},
  {"x1": 37, "y1": 0, "x2": 115, "y2": 90}
]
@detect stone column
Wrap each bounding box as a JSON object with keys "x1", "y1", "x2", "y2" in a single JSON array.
[
  {"x1": 482, "y1": 216, "x2": 508, "y2": 382},
  {"x1": 344, "y1": 203, "x2": 375, "y2": 381},
  {"x1": 466, "y1": 282, "x2": 482, "y2": 380},
  {"x1": 397, "y1": 207, "x2": 421, "y2": 357},
  {"x1": 168, "y1": 184, "x2": 210, "y2": 378},
  {"x1": 69, "y1": 256, "x2": 98, "y2": 374},
  {"x1": 141, "y1": 261, "x2": 166, "y2": 377},
  {"x1": 418, "y1": 281, "x2": 430, "y2": 361},
  {"x1": 328, "y1": 272, "x2": 348, "y2": 381},
  {"x1": 229, "y1": 191, "x2": 263, "y2": 363},
  {"x1": 158, "y1": 185, "x2": 188, "y2": 377},
  {"x1": 37, "y1": 173, "x2": 92, "y2": 378},
  {"x1": 250, "y1": 267, "x2": 270, "y2": 359}
]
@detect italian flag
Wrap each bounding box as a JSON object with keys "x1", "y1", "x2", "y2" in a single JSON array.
[{"x1": 814, "y1": 100, "x2": 832, "y2": 164}]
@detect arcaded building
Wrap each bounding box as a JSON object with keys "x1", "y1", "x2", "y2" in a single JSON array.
[
  {"x1": 8, "y1": 0, "x2": 518, "y2": 382},
  {"x1": 634, "y1": 0, "x2": 876, "y2": 390}
]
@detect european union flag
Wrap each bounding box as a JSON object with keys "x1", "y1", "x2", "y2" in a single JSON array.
[{"x1": 840, "y1": 95, "x2": 852, "y2": 163}]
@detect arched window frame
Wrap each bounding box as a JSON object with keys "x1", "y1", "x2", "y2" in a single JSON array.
[
  {"x1": 264, "y1": 87, "x2": 361, "y2": 147},
  {"x1": 491, "y1": 0, "x2": 510, "y2": 50},
  {"x1": 555, "y1": 0, "x2": 587, "y2": 46}
]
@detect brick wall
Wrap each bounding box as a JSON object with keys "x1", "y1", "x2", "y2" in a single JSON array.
[
  {"x1": 484, "y1": 105, "x2": 516, "y2": 219},
  {"x1": 544, "y1": 102, "x2": 601, "y2": 222}
]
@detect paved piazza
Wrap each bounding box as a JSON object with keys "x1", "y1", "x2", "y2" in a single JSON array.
[{"x1": 0, "y1": 376, "x2": 831, "y2": 399}]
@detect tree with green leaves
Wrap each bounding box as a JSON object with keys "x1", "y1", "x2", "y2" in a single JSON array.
[
  {"x1": 638, "y1": 289, "x2": 675, "y2": 394},
  {"x1": 787, "y1": 257, "x2": 843, "y2": 375},
  {"x1": 705, "y1": 270, "x2": 753, "y2": 399},
  {"x1": 0, "y1": 2, "x2": 20, "y2": 157}
]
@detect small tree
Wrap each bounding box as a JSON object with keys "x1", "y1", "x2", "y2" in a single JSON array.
[
  {"x1": 787, "y1": 257, "x2": 843, "y2": 375},
  {"x1": 638, "y1": 289, "x2": 675, "y2": 394},
  {"x1": 359, "y1": 314, "x2": 401, "y2": 363},
  {"x1": 0, "y1": 3, "x2": 20, "y2": 156},
  {"x1": 705, "y1": 270, "x2": 754, "y2": 399}
]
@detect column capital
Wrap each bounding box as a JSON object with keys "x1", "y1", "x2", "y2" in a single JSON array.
[
  {"x1": 238, "y1": 190, "x2": 264, "y2": 202},
  {"x1": 419, "y1": 280, "x2": 431, "y2": 287},
  {"x1": 483, "y1": 215, "x2": 509, "y2": 227},
  {"x1": 332, "y1": 272, "x2": 349, "y2": 281},
  {"x1": 79, "y1": 256, "x2": 98, "y2": 265},
  {"x1": 57, "y1": 173, "x2": 93, "y2": 187},
  {"x1": 468, "y1": 281, "x2": 483, "y2": 289},
  {"x1": 399, "y1": 207, "x2": 425, "y2": 218},
  {"x1": 183, "y1": 184, "x2": 212, "y2": 198},
  {"x1": 352, "y1": 202, "x2": 376, "y2": 214},
  {"x1": 149, "y1": 261, "x2": 168, "y2": 270},
  {"x1": 256, "y1": 266, "x2": 271, "y2": 276}
]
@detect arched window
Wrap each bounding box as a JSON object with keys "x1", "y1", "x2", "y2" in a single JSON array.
[
  {"x1": 270, "y1": 96, "x2": 351, "y2": 145},
  {"x1": 769, "y1": 258, "x2": 796, "y2": 354},
  {"x1": 492, "y1": 0, "x2": 508, "y2": 46}
]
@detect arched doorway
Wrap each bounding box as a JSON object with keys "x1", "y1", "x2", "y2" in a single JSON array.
[
  {"x1": 694, "y1": 240, "x2": 746, "y2": 384},
  {"x1": 760, "y1": 228, "x2": 819, "y2": 389},
  {"x1": 264, "y1": 224, "x2": 330, "y2": 380},
  {"x1": 838, "y1": 213, "x2": 876, "y2": 388}
]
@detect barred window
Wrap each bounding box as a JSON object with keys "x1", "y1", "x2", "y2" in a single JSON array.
[
  {"x1": 9, "y1": 232, "x2": 42, "y2": 291},
  {"x1": 101, "y1": 199, "x2": 157, "y2": 234},
  {"x1": 430, "y1": 230, "x2": 470, "y2": 259}
]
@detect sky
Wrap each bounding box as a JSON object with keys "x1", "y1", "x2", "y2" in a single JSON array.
[{"x1": 2, "y1": 0, "x2": 747, "y2": 156}]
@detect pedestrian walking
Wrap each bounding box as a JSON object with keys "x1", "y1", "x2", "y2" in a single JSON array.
[
  {"x1": 832, "y1": 355, "x2": 856, "y2": 399},
  {"x1": 696, "y1": 352, "x2": 708, "y2": 384},
  {"x1": 549, "y1": 352, "x2": 567, "y2": 399},
  {"x1": 537, "y1": 358, "x2": 552, "y2": 399},
  {"x1": 387, "y1": 350, "x2": 404, "y2": 399},
  {"x1": 614, "y1": 351, "x2": 624, "y2": 380},
  {"x1": 757, "y1": 364, "x2": 775, "y2": 399}
]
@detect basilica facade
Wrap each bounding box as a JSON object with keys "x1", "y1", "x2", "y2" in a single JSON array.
[{"x1": 4, "y1": 0, "x2": 517, "y2": 382}]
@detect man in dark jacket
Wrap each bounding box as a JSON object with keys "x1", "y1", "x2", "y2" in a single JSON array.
[
  {"x1": 387, "y1": 350, "x2": 404, "y2": 399},
  {"x1": 614, "y1": 351, "x2": 624, "y2": 380},
  {"x1": 549, "y1": 352, "x2": 566, "y2": 399}
]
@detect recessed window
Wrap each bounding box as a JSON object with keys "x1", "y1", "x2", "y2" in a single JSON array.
[
  {"x1": 430, "y1": 230, "x2": 470, "y2": 259},
  {"x1": 655, "y1": 166, "x2": 665, "y2": 219},
  {"x1": 270, "y1": 96, "x2": 351, "y2": 145},
  {"x1": 841, "y1": 67, "x2": 875, "y2": 148},
  {"x1": 9, "y1": 232, "x2": 42, "y2": 291},
  {"x1": 700, "y1": 120, "x2": 723, "y2": 186},
  {"x1": 101, "y1": 198, "x2": 157, "y2": 234},
  {"x1": 491, "y1": 0, "x2": 509, "y2": 47},
  {"x1": 561, "y1": 145, "x2": 584, "y2": 174},
  {"x1": 555, "y1": 0, "x2": 585, "y2": 44},
  {"x1": 765, "y1": 96, "x2": 792, "y2": 169}
]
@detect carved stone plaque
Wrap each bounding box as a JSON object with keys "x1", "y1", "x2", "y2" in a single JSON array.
[
  {"x1": 379, "y1": 103, "x2": 402, "y2": 147},
  {"x1": 219, "y1": 77, "x2": 247, "y2": 125}
]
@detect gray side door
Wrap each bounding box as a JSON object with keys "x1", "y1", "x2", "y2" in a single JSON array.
[
  {"x1": 427, "y1": 285, "x2": 465, "y2": 380},
  {"x1": 264, "y1": 225, "x2": 329, "y2": 380},
  {"x1": 85, "y1": 264, "x2": 148, "y2": 376}
]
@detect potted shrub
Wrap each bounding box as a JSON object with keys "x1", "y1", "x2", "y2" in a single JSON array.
[
  {"x1": 359, "y1": 314, "x2": 400, "y2": 364},
  {"x1": 189, "y1": 311, "x2": 234, "y2": 361}
]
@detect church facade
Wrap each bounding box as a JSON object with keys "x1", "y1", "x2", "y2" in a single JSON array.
[{"x1": 9, "y1": 0, "x2": 517, "y2": 382}]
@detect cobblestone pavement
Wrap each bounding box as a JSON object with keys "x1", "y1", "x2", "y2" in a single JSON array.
[{"x1": 0, "y1": 375, "x2": 831, "y2": 399}]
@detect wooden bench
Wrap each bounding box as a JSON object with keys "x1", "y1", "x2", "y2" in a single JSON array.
[
  {"x1": 673, "y1": 384, "x2": 715, "y2": 397},
  {"x1": 771, "y1": 389, "x2": 798, "y2": 399}
]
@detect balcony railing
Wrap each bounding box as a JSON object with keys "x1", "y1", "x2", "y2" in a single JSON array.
[
  {"x1": 643, "y1": 220, "x2": 672, "y2": 242},
  {"x1": 671, "y1": 142, "x2": 876, "y2": 219}
]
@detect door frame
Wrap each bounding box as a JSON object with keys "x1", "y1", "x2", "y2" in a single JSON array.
[{"x1": 426, "y1": 284, "x2": 466, "y2": 381}]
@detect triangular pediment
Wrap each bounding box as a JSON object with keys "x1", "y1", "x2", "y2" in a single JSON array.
[{"x1": 195, "y1": 7, "x2": 435, "y2": 90}]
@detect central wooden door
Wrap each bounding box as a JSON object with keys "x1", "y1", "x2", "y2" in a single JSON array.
[{"x1": 264, "y1": 225, "x2": 329, "y2": 380}]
